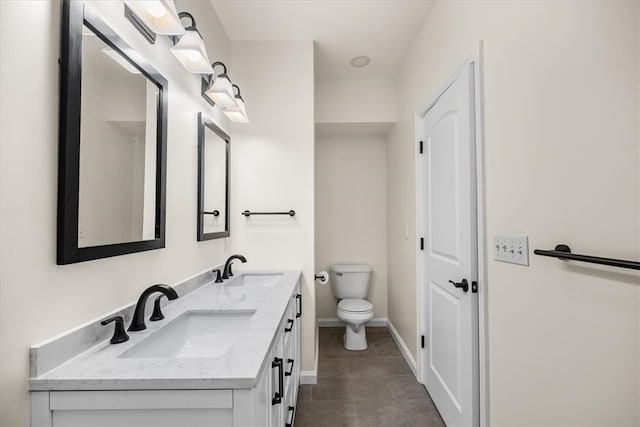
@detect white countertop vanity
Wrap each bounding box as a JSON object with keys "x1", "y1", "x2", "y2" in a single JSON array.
[{"x1": 30, "y1": 270, "x2": 302, "y2": 427}]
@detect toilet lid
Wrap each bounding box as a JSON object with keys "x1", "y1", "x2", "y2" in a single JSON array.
[{"x1": 338, "y1": 299, "x2": 373, "y2": 313}]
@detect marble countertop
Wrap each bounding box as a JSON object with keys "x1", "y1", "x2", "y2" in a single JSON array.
[{"x1": 29, "y1": 270, "x2": 301, "y2": 391}]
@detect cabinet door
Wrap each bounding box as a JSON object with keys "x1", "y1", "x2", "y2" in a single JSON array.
[
  {"x1": 291, "y1": 283, "x2": 302, "y2": 424},
  {"x1": 236, "y1": 364, "x2": 270, "y2": 426},
  {"x1": 282, "y1": 283, "x2": 302, "y2": 426},
  {"x1": 282, "y1": 291, "x2": 297, "y2": 405},
  {"x1": 269, "y1": 321, "x2": 285, "y2": 427}
]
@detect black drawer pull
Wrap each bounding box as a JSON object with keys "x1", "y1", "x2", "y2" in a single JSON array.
[
  {"x1": 271, "y1": 357, "x2": 283, "y2": 405},
  {"x1": 284, "y1": 318, "x2": 294, "y2": 332},
  {"x1": 285, "y1": 358, "x2": 294, "y2": 376},
  {"x1": 285, "y1": 405, "x2": 295, "y2": 427},
  {"x1": 295, "y1": 293, "x2": 302, "y2": 318}
]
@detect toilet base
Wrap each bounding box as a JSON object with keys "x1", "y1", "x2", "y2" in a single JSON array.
[{"x1": 344, "y1": 325, "x2": 368, "y2": 351}]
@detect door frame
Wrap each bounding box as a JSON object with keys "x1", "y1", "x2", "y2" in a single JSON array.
[{"x1": 415, "y1": 43, "x2": 488, "y2": 426}]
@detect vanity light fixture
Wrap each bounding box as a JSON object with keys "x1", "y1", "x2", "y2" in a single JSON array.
[
  {"x1": 223, "y1": 84, "x2": 249, "y2": 123},
  {"x1": 170, "y1": 12, "x2": 213, "y2": 74},
  {"x1": 203, "y1": 62, "x2": 237, "y2": 108},
  {"x1": 124, "y1": 0, "x2": 184, "y2": 44}
]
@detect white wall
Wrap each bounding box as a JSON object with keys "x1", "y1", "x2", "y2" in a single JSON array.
[
  {"x1": 0, "y1": 1, "x2": 232, "y2": 425},
  {"x1": 229, "y1": 41, "x2": 317, "y2": 372},
  {"x1": 315, "y1": 135, "x2": 387, "y2": 319},
  {"x1": 387, "y1": 0, "x2": 640, "y2": 424},
  {"x1": 314, "y1": 72, "x2": 395, "y2": 323},
  {"x1": 315, "y1": 77, "x2": 396, "y2": 124}
]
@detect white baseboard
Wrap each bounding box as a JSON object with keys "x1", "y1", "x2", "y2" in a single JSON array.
[
  {"x1": 387, "y1": 320, "x2": 417, "y2": 376},
  {"x1": 300, "y1": 371, "x2": 318, "y2": 384},
  {"x1": 300, "y1": 371, "x2": 317, "y2": 384},
  {"x1": 317, "y1": 317, "x2": 388, "y2": 327},
  {"x1": 300, "y1": 324, "x2": 320, "y2": 385}
]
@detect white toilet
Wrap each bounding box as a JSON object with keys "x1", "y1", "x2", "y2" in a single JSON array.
[{"x1": 330, "y1": 264, "x2": 374, "y2": 351}]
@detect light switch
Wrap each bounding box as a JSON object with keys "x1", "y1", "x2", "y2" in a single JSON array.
[{"x1": 494, "y1": 236, "x2": 529, "y2": 266}]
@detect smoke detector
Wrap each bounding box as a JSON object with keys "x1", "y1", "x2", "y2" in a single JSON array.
[{"x1": 349, "y1": 56, "x2": 371, "y2": 68}]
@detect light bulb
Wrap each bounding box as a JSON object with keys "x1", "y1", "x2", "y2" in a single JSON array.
[{"x1": 144, "y1": 1, "x2": 166, "y2": 18}]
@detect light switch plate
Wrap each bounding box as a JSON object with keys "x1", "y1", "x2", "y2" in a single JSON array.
[{"x1": 494, "y1": 236, "x2": 529, "y2": 266}]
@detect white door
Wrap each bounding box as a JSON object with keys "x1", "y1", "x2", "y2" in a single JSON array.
[{"x1": 420, "y1": 64, "x2": 479, "y2": 426}]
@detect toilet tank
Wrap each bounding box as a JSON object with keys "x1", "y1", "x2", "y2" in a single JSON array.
[{"x1": 330, "y1": 264, "x2": 372, "y2": 299}]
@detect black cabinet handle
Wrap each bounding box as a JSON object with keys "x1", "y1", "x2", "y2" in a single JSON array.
[
  {"x1": 448, "y1": 279, "x2": 469, "y2": 292},
  {"x1": 271, "y1": 357, "x2": 283, "y2": 405},
  {"x1": 284, "y1": 318, "x2": 294, "y2": 333},
  {"x1": 285, "y1": 405, "x2": 295, "y2": 427},
  {"x1": 295, "y1": 293, "x2": 302, "y2": 318},
  {"x1": 285, "y1": 358, "x2": 294, "y2": 376}
]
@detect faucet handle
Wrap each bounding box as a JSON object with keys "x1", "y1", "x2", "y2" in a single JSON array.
[
  {"x1": 226, "y1": 263, "x2": 234, "y2": 277},
  {"x1": 150, "y1": 295, "x2": 165, "y2": 321},
  {"x1": 213, "y1": 269, "x2": 223, "y2": 283},
  {"x1": 101, "y1": 316, "x2": 129, "y2": 344}
]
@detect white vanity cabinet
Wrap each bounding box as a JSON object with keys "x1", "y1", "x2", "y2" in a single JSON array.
[
  {"x1": 30, "y1": 281, "x2": 302, "y2": 427},
  {"x1": 267, "y1": 289, "x2": 302, "y2": 427},
  {"x1": 251, "y1": 284, "x2": 302, "y2": 427}
]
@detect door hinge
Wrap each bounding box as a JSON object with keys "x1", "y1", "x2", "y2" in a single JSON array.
[
  {"x1": 420, "y1": 238, "x2": 424, "y2": 251},
  {"x1": 419, "y1": 140, "x2": 423, "y2": 154},
  {"x1": 421, "y1": 335, "x2": 425, "y2": 349}
]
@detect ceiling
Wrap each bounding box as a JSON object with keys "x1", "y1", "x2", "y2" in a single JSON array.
[{"x1": 210, "y1": 0, "x2": 435, "y2": 80}]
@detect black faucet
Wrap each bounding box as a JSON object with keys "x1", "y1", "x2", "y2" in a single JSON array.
[
  {"x1": 128, "y1": 284, "x2": 179, "y2": 331},
  {"x1": 222, "y1": 254, "x2": 247, "y2": 279}
]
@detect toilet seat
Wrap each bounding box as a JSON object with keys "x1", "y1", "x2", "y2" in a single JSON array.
[{"x1": 338, "y1": 299, "x2": 373, "y2": 313}]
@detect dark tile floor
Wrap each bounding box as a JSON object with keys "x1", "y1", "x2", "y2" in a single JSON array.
[{"x1": 295, "y1": 327, "x2": 445, "y2": 427}]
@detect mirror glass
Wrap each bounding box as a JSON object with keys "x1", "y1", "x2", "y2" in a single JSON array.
[
  {"x1": 78, "y1": 25, "x2": 159, "y2": 247},
  {"x1": 203, "y1": 127, "x2": 227, "y2": 233},
  {"x1": 198, "y1": 113, "x2": 230, "y2": 240},
  {"x1": 57, "y1": 1, "x2": 167, "y2": 265}
]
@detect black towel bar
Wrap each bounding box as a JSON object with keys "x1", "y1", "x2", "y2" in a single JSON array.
[
  {"x1": 242, "y1": 210, "x2": 295, "y2": 217},
  {"x1": 533, "y1": 244, "x2": 640, "y2": 271}
]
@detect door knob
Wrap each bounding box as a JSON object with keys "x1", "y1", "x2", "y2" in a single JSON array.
[{"x1": 448, "y1": 279, "x2": 469, "y2": 292}]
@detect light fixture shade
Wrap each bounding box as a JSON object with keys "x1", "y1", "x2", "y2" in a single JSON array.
[
  {"x1": 125, "y1": 0, "x2": 185, "y2": 35},
  {"x1": 170, "y1": 30, "x2": 213, "y2": 74},
  {"x1": 224, "y1": 97, "x2": 249, "y2": 123},
  {"x1": 205, "y1": 75, "x2": 237, "y2": 108}
]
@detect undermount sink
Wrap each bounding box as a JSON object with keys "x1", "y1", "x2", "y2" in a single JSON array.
[
  {"x1": 121, "y1": 310, "x2": 255, "y2": 359},
  {"x1": 227, "y1": 273, "x2": 283, "y2": 288}
]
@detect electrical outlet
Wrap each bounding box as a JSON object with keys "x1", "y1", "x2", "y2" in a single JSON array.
[{"x1": 494, "y1": 236, "x2": 529, "y2": 266}]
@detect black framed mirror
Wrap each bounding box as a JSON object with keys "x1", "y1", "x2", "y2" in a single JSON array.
[
  {"x1": 57, "y1": 0, "x2": 167, "y2": 264},
  {"x1": 197, "y1": 113, "x2": 230, "y2": 241}
]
